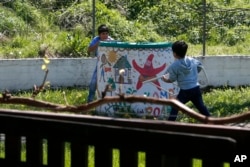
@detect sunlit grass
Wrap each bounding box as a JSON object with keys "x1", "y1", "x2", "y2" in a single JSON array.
[
  {"x1": 65, "y1": 142, "x2": 70, "y2": 167},
  {"x1": 2, "y1": 86, "x2": 250, "y2": 122},
  {"x1": 188, "y1": 42, "x2": 250, "y2": 56},
  {"x1": 0, "y1": 139, "x2": 4, "y2": 158},
  {"x1": 2, "y1": 86, "x2": 250, "y2": 117},
  {"x1": 0, "y1": 88, "x2": 89, "y2": 111}
]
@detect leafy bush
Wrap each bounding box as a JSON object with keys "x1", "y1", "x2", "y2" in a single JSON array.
[
  {"x1": 0, "y1": 0, "x2": 249, "y2": 58},
  {"x1": 0, "y1": 8, "x2": 27, "y2": 37}
]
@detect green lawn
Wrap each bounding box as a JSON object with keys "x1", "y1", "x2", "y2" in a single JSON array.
[{"x1": 2, "y1": 86, "x2": 250, "y2": 121}]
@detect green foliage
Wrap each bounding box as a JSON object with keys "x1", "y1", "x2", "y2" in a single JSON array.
[
  {"x1": 135, "y1": 0, "x2": 250, "y2": 45},
  {"x1": 204, "y1": 86, "x2": 250, "y2": 116},
  {"x1": 59, "y1": 26, "x2": 90, "y2": 57},
  {"x1": 0, "y1": 0, "x2": 249, "y2": 58},
  {"x1": 0, "y1": 35, "x2": 40, "y2": 58},
  {"x1": 56, "y1": 2, "x2": 92, "y2": 31},
  {"x1": 126, "y1": 0, "x2": 159, "y2": 20},
  {"x1": 29, "y1": 0, "x2": 77, "y2": 9},
  {"x1": 0, "y1": 7, "x2": 27, "y2": 37},
  {"x1": 3, "y1": 0, "x2": 39, "y2": 26}
]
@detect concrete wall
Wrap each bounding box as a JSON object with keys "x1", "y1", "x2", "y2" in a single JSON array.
[
  {"x1": 0, "y1": 56, "x2": 249, "y2": 91},
  {"x1": 197, "y1": 56, "x2": 250, "y2": 87},
  {"x1": 0, "y1": 58, "x2": 96, "y2": 91}
]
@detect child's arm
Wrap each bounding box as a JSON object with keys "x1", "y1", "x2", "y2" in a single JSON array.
[
  {"x1": 195, "y1": 59, "x2": 203, "y2": 73},
  {"x1": 161, "y1": 74, "x2": 172, "y2": 83}
]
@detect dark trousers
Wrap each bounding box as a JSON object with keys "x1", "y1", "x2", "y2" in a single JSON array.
[
  {"x1": 87, "y1": 66, "x2": 97, "y2": 103},
  {"x1": 168, "y1": 86, "x2": 210, "y2": 121}
]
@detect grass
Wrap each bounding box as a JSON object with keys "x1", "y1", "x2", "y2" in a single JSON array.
[
  {"x1": 0, "y1": 87, "x2": 89, "y2": 111},
  {"x1": 188, "y1": 43, "x2": 250, "y2": 56},
  {"x1": 2, "y1": 86, "x2": 250, "y2": 120},
  {"x1": 173, "y1": 86, "x2": 250, "y2": 123}
]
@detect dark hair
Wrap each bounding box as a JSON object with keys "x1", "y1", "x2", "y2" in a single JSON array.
[
  {"x1": 98, "y1": 24, "x2": 109, "y2": 34},
  {"x1": 171, "y1": 40, "x2": 188, "y2": 58}
]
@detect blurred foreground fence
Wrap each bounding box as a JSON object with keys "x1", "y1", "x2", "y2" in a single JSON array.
[{"x1": 0, "y1": 97, "x2": 250, "y2": 167}]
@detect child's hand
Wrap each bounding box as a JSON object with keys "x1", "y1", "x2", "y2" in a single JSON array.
[{"x1": 161, "y1": 74, "x2": 171, "y2": 83}]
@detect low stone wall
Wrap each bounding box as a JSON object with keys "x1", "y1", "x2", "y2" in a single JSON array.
[
  {"x1": 197, "y1": 56, "x2": 250, "y2": 87},
  {"x1": 0, "y1": 56, "x2": 249, "y2": 91},
  {"x1": 0, "y1": 58, "x2": 95, "y2": 91}
]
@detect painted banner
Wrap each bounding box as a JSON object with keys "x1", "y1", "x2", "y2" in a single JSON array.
[{"x1": 96, "y1": 41, "x2": 179, "y2": 119}]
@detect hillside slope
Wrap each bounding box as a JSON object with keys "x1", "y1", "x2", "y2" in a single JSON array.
[{"x1": 0, "y1": 0, "x2": 249, "y2": 58}]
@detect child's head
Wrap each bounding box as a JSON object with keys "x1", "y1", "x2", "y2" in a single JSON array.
[
  {"x1": 97, "y1": 24, "x2": 110, "y2": 40},
  {"x1": 98, "y1": 24, "x2": 109, "y2": 34},
  {"x1": 172, "y1": 40, "x2": 188, "y2": 58}
]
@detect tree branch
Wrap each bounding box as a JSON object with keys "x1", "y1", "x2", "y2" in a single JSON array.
[{"x1": 1, "y1": 94, "x2": 250, "y2": 125}]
